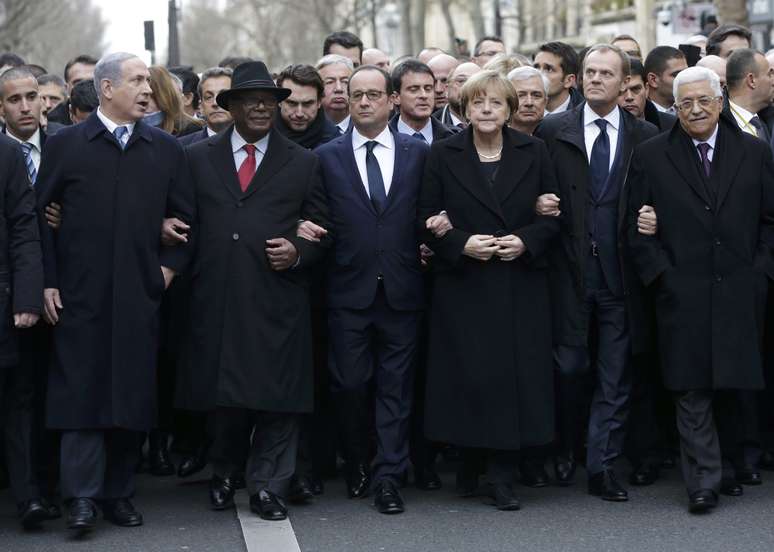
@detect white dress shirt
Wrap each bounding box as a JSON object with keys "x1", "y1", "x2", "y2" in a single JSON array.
[
  {"x1": 232, "y1": 129, "x2": 269, "y2": 173},
  {"x1": 729, "y1": 100, "x2": 759, "y2": 137},
  {"x1": 652, "y1": 100, "x2": 676, "y2": 116},
  {"x1": 337, "y1": 114, "x2": 351, "y2": 135},
  {"x1": 397, "y1": 116, "x2": 434, "y2": 144},
  {"x1": 352, "y1": 125, "x2": 395, "y2": 196},
  {"x1": 691, "y1": 124, "x2": 718, "y2": 163},
  {"x1": 96, "y1": 107, "x2": 135, "y2": 147},
  {"x1": 6, "y1": 127, "x2": 41, "y2": 172},
  {"x1": 583, "y1": 103, "x2": 620, "y2": 170},
  {"x1": 206, "y1": 126, "x2": 218, "y2": 137},
  {"x1": 547, "y1": 93, "x2": 572, "y2": 116}
]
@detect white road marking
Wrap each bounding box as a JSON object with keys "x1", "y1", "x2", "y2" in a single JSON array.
[{"x1": 235, "y1": 493, "x2": 301, "y2": 552}]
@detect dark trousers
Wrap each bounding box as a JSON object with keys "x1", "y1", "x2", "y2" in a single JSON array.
[
  {"x1": 554, "y1": 257, "x2": 631, "y2": 475},
  {"x1": 60, "y1": 429, "x2": 140, "y2": 501},
  {"x1": 410, "y1": 313, "x2": 441, "y2": 477},
  {"x1": 328, "y1": 285, "x2": 420, "y2": 486},
  {"x1": 674, "y1": 390, "x2": 721, "y2": 495},
  {"x1": 210, "y1": 407, "x2": 298, "y2": 497},
  {"x1": 0, "y1": 362, "x2": 38, "y2": 503}
]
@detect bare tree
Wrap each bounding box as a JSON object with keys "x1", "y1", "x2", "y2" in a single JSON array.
[
  {"x1": 399, "y1": 0, "x2": 414, "y2": 55},
  {"x1": 469, "y1": 0, "x2": 486, "y2": 41},
  {"x1": 713, "y1": 0, "x2": 749, "y2": 25},
  {"x1": 438, "y1": 0, "x2": 458, "y2": 53}
]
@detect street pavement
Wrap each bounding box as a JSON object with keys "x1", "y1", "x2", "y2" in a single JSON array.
[{"x1": 2, "y1": 462, "x2": 774, "y2": 552}]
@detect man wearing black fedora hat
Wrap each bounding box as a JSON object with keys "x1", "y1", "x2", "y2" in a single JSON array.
[{"x1": 179, "y1": 60, "x2": 331, "y2": 521}]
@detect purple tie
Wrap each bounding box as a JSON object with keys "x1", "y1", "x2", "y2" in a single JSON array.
[{"x1": 697, "y1": 142, "x2": 712, "y2": 178}]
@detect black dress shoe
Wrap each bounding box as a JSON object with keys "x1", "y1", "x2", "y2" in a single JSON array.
[
  {"x1": 554, "y1": 454, "x2": 577, "y2": 486},
  {"x1": 759, "y1": 450, "x2": 774, "y2": 471},
  {"x1": 103, "y1": 498, "x2": 143, "y2": 527},
  {"x1": 148, "y1": 431, "x2": 175, "y2": 476},
  {"x1": 66, "y1": 498, "x2": 97, "y2": 532},
  {"x1": 588, "y1": 470, "x2": 628, "y2": 502},
  {"x1": 249, "y1": 490, "x2": 287, "y2": 521},
  {"x1": 688, "y1": 489, "x2": 718, "y2": 513},
  {"x1": 40, "y1": 497, "x2": 62, "y2": 520},
  {"x1": 309, "y1": 476, "x2": 324, "y2": 495},
  {"x1": 346, "y1": 463, "x2": 371, "y2": 498},
  {"x1": 520, "y1": 459, "x2": 549, "y2": 488},
  {"x1": 373, "y1": 480, "x2": 405, "y2": 514},
  {"x1": 720, "y1": 479, "x2": 744, "y2": 497},
  {"x1": 629, "y1": 463, "x2": 660, "y2": 486},
  {"x1": 736, "y1": 467, "x2": 763, "y2": 486},
  {"x1": 288, "y1": 475, "x2": 315, "y2": 504},
  {"x1": 487, "y1": 483, "x2": 521, "y2": 511},
  {"x1": 209, "y1": 476, "x2": 236, "y2": 510},
  {"x1": 18, "y1": 499, "x2": 49, "y2": 529},
  {"x1": 415, "y1": 468, "x2": 442, "y2": 491},
  {"x1": 177, "y1": 443, "x2": 209, "y2": 478}
]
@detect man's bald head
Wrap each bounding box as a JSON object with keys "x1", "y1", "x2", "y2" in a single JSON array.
[
  {"x1": 446, "y1": 62, "x2": 482, "y2": 115},
  {"x1": 362, "y1": 48, "x2": 390, "y2": 71},
  {"x1": 427, "y1": 54, "x2": 460, "y2": 109},
  {"x1": 417, "y1": 47, "x2": 443, "y2": 65},
  {"x1": 696, "y1": 54, "x2": 727, "y2": 88}
]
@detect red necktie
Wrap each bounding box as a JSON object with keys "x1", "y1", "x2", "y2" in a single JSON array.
[{"x1": 237, "y1": 144, "x2": 257, "y2": 192}]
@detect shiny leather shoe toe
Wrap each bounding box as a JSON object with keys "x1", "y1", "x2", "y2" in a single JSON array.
[
  {"x1": 629, "y1": 463, "x2": 659, "y2": 486},
  {"x1": 688, "y1": 489, "x2": 718, "y2": 513},
  {"x1": 103, "y1": 498, "x2": 143, "y2": 527},
  {"x1": 19, "y1": 499, "x2": 49, "y2": 529},
  {"x1": 736, "y1": 468, "x2": 762, "y2": 486},
  {"x1": 720, "y1": 479, "x2": 744, "y2": 497},
  {"x1": 554, "y1": 455, "x2": 576, "y2": 486},
  {"x1": 209, "y1": 476, "x2": 236, "y2": 510},
  {"x1": 415, "y1": 468, "x2": 442, "y2": 491},
  {"x1": 288, "y1": 475, "x2": 315, "y2": 504},
  {"x1": 177, "y1": 448, "x2": 209, "y2": 478},
  {"x1": 373, "y1": 480, "x2": 405, "y2": 514},
  {"x1": 588, "y1": 470, "x2": 628, "y2": 502},
  {"x1": 520, "y1": 460, "x2": 549, "y2": 488},
  {"x1": 488, "y1": 483, "x2": 521, "y2": 511},
  {"x1": 346, "y1": 464, "x2": 371, "y2": 498},
  {"x1": 66, "y1": 498, "x2": 97, "y2": 532},
  {"x1": 40, "y1": 497, "x2": 62, "y2": 520},
  {"x1": 250, "y1": 490, "x2": 287, "y2": 520}
]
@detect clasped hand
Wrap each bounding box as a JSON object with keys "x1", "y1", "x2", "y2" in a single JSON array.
[{"x1": 463, "y1": 234, "x2": 525, "y2": 261}]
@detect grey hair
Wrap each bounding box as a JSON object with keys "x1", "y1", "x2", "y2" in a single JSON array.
[
  {"x1": 507, "y1": 66, "x2": 550, "y2": 95},
  {"x1": 673, "y1": 66, "x2": 722, "y2": 100},
  {"x1": 315, "y1": 54, "x2": 354, "y2": 72},
  {"x1": 197, "y1": 66, "x2": 233, "y2": 97},
  {"x1": 93, "y1": 52, "x2": 138, "y2": 96}
]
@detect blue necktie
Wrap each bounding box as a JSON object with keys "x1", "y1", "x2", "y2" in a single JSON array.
[
  {"x1": 589, "y1": 119, "x2": 610, "y2": 200},
  {"x1": 412, "y1": 132, "x2": 427, "y2": 142},
  {"x1": 20, "y1": 142, "x2": 37, "y2": 184},
  {"x1": 365, "y1": 141, "x2": 387, "y2": 213},
  {"x1": 114, "y1": 126, "x2": 128, "y2": 149}
]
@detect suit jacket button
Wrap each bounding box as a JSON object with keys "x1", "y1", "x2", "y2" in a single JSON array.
[
  {"x1": 715, "y1": 275, "x2": 722, "y2": 282},
  {"x1": 705, "y1": 205, "x2": 711, "y2": 211},
  {"x1": 232, "y1": 233, "x2": 239, "y2": 241},
  {"x1": 237, "y1": 201, "x2": 243, "y2": 207}
]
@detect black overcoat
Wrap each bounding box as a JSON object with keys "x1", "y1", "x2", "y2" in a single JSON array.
[
  {"x1": 178, "y1": 127, "x2": 330, "y2": 413},
  {"x1": 627, "y1": 119, "x2": 774, "y2": 390},
  {"x1": 418, "y1": 127, "x2": 560, "y2": 450},
  {"x1": 36, "y1": 113, "x2": 194, "y2": 431},
  {"x1": 534, "y1": 104, "x2": 659, "y2": 354}
]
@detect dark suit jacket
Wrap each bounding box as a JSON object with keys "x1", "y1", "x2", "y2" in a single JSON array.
[
  {"x1": 178, "y1": 126, "x2": 211, "y2": 147},
  {"x1": 644, "y1": 100, "x2": 677, "y2": 132},
  {"x1": 432, "y1": 105, "x2": 464, "y2": 133},
  {"x1": 315, "y1": 127, "x2": 428, "y2": 311},
  {"x1": 535, "y1": 103, "x2": 659, "y2": 352},
  {"x1": 388, "y1": 113, "x2": 455, "y2": 144},
  {"x1": 627, "y1": 117, "x2": 774, "y2": 390}
]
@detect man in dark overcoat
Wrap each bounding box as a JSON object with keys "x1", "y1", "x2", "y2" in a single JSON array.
[
  {"x1": 180, "y1": 61, "x2": 330, "y2": 521},
  {"x1": 627, "y1": 66, "x2": 774, "y2": 513},
  {"x1": 35, "y1": 52, "x2": 194, "y2": 532}
]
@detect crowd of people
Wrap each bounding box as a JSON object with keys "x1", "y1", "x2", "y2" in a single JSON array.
[{"x1": 0, "y1": 21, "x2": 773, "y2": 537}]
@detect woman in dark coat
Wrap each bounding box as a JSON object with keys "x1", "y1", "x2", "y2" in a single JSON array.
[{"x1": 418, "y1": 70, "x2": 561, "y2": 510}]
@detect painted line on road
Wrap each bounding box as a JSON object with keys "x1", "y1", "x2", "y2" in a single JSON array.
[{"x1": 235, "y1": 492, "x2": 302, "y2": 552}]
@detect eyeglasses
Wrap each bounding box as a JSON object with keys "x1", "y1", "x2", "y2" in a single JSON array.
[
  {"x1": 675, "y1": 96, "x2": 719, "y2": 112},
  {"x1": 235, "y1": 96, "x2": 278, "y2": 109},
  {"x1": 350, "y1": 90, "x2": 386, "y2": 102}
]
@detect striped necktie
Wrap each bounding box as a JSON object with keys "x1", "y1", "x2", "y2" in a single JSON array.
[
  {"x1": 114, "y1": 126, "x2": 128, "y2": 149},
  {"x1": 20, "y1": 142, "x2": 37, "y2": 184}
]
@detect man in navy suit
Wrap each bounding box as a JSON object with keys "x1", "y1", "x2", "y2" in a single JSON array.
[{"x1": 313, "y1": 65, "x2": 428, "y2": 514}]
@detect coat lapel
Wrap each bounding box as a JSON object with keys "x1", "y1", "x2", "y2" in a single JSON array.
[
  {"x1": 335, "y1": 132, "x2": 378, "y2": 216},
  {"x1": 492, "y1": 129, "x2": 533, "y2": 206},
  {"x1": 208, "y1": 126, "x2": 243, "y2": 200},
  {"x1": 554, "y1": 106, "x2": 587, "y2": 158},
  {"x1": 713, "y1": 122, "x2": 745, "y2": 211},
  {"x1": 382, "y1": 130, "x2": 409, "y2": 216},
  {"x1": 241, "y1": 130, "x2": 294, "y2": 200}
]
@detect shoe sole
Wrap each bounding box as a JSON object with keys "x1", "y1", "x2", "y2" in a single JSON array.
[
  {"x1": 67, "y1": 520, "x2": 95, "y2": 532},
  {"x1": 377, "y1": 507, "x2": 404, "y2": 514},
  {"x1": 496, "y1": 503, "x2": 521, "y2": 511},
  {"x1": 689, "y1": 503, "x2": 716, "y2": 514},
  {"x1": 521, "y1": 481, "x2": 549, "y2": 488},
  {"x1": 105, "y1": 517, "x2": 143, "y2": 527}
]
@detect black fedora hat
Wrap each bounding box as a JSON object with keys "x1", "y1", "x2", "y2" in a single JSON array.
[{"x1": 216, "y1": 61, "x2": 291, "y2": 110}]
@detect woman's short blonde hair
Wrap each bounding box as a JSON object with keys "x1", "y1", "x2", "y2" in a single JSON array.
[
  {"x1": 460, "y1": 69, "x2": 518, "y2": 121},
  {"x1": 483, "y1": 53, "x2": 529, "y2": 76}
]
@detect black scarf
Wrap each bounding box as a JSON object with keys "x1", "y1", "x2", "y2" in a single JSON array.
[{"x1": 274, "y1": 109, "x2": 337, "y2": 149}]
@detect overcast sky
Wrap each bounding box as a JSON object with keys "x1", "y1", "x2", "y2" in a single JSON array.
[{"x1": 96, "y1": 0, "x2": 170, "y2": 64}]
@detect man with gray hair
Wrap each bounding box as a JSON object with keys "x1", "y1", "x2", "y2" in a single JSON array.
[
  {"x1": 508, "y1": 66, "x2": 549, "y2": 135},
  {"x1": 627, "y1": 65, "x2": 774, "y2": 513},
  {"x1": 315, "y1": 54, "x2": 354, "y2": 134},
  {"x1": 35, "y1": 51, "x2": 194, "y2": 532}
]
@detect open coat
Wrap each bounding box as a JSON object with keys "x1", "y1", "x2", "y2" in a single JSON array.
[
  {"x1": 627, "y1": 119, "x2": 774, "y2": 390},
  {"x1": 418, "y1": 127, "x2": 560, "y2": 450},
  {"x1": 36, "y1": 113, "x2": 194, "y2": 431}
]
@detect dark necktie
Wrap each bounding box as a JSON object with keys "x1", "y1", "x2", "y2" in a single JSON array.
[
  {"x1": 697, "y1": 142, "x2": 712, "y2": 178},
  {"x1": 589, "y1": 119, "x2": 610, "y2": 199},
  {"x1": 365, "y1": 141, "x2": 387, "y2": 213},
  {"x1": 113, "y1": 126, "x2": 128, "y2": 149},
  {"x1": 749, "y1": 115, "x2": 770, "y2": 143},
  {"x1": 20, "y1": 142, "x2": 37, "y2": 184},
  {"x1": 412, "y1": 132, "x2": 427, "y2": 143},
  {"x1": 238, "y1": 144, "x2": 256, "y2": 192}
]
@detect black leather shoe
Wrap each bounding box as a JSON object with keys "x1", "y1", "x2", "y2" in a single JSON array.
[
  {"x1": 520, "y1": 459, "x2": 549, "y2": 488},
  {"x1": 209, "y1": 476, "x2": 236, "y2": 510},
  {"x1": 373, "y1": 480, "x2": 405, "y2": 514},
  {"x1": 488, "y1": 483, "x2": 521, "y2": 511},
  {"x1": 760, "y1": 450, "x2": 774, "y2": 471},
  {"x1": 629, "y1": 463, "x2": 660, "y2": 486},
  {"x1": 103, "y1": 498, "x2": 143, "y2": 527},
  {"x1": 249, "y1": 490, "x2": 287, "y2": 521},
  {"x1": 309, "y1": 476, "x2": 324, "y2": 495},
  {"x1": 720, "y1": 479, "x2": 744, "y2": 497},
  {"x1": 415, "y1": 468, "x2": 442, "y2": 491},
  {"x1": 148, "y1": 431, "x2": 175, "y2": 476},
  {"x1": 736, "y1": 467, "x2": 763, "y2": 486},
  {"x1": 18, "y1": 499, "x2": 49, "y2": 529},
  {"x1": 288, "y1": 475, "x2": 315, "y2": 504},
  {"x1": 554, "y1": 454, "x2": 576, "y2": 486},
  {"x1": 588, "y1": 470, "x2": 628, "y2": 502},
  {"x1": 40, "y1": 497, "x2": 62, "y2": 520},
  {"x1": 177, "y1": 443, "x2": 209, "y2": 478},
  {"x1": 346, "y1": 463, "x2": 371, "y2": 498},
  {"x1": 66, "y1": 498, "x2": 97, "y2": 532},
  {"x1": 688, "y1": 489, "x2": 718, "y2": 513}
]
